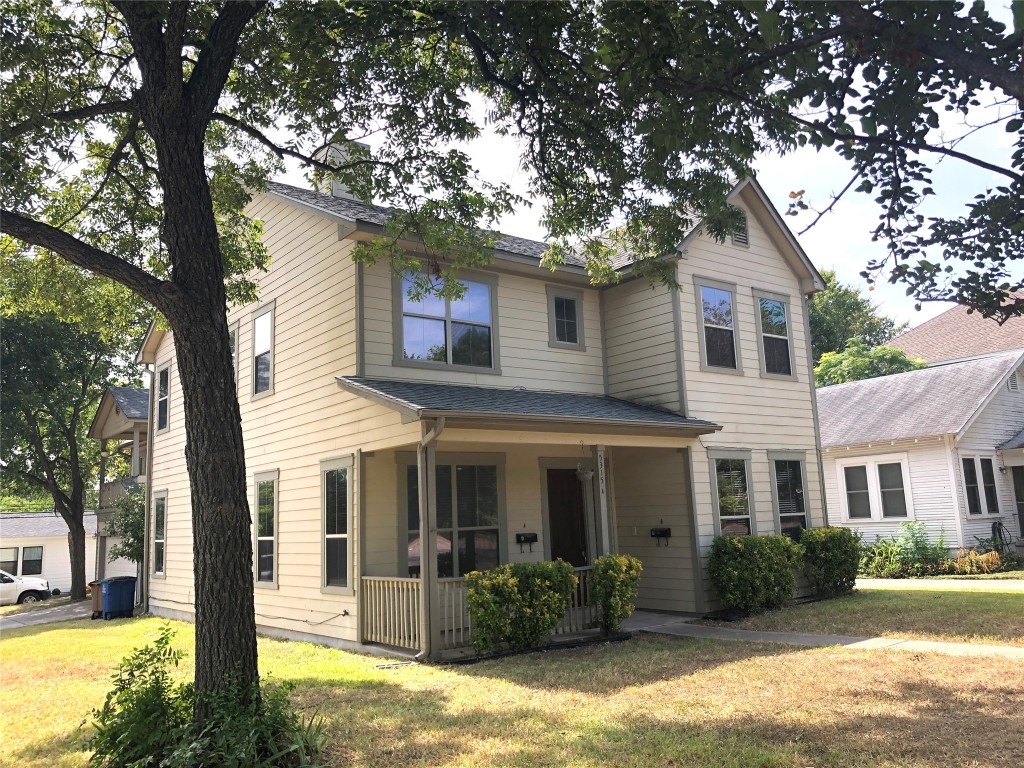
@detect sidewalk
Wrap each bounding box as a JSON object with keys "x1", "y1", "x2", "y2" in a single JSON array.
[
  {"x1": 624, "y1": 610, "x2": 1024, "y2": 660},
  {"x1": 0, "y1": 599, "x2": 92, "y2": 631}
]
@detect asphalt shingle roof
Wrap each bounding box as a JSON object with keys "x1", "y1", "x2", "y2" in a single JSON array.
[
  {"x1": 816, "y1": 350, "x2": 1023, "y2": 448},
  {"x1": 109, "y1": 387, "x2": 149, "y2": 421},
  {"x1": 886, "y1": 298, "x2": 1024, "y2": 364},
  {"x1": 1000, "y1": 427, "x2": 1024, "y2": 451},
  {"x1": 336, "y1": 376, "x2": 720, "y2": 433},
  {"x1": 0, "y1": 512, "x2": 98, "y2": 538}
]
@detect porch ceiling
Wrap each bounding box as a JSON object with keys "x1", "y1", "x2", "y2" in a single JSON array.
[{"x1": 336, "y1": 376, "x2": 722, "y2": 437}]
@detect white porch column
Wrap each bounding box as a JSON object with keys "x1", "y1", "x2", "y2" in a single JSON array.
[
  {"x1": 130, "y1": 427, "x2": 141, "y2": 478},
  {"x1": 596, "y1": 444, "x2": 611, "y2": 555}
]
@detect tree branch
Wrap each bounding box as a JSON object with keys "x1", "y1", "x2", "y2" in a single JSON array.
[
  {"x1": 6, "y1": 99, "x2": 137, "y2": 141},
  {"x1": 798, "y1": 171, "x2": 862, "y2": 235},
  {"x1": 0, "y1": 211, "x2": 174, "y2": 310}
]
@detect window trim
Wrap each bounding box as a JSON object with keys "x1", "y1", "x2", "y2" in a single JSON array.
[
  {"x1": 155, "y1": 364, "x2": 171, "y2": 434},
  {"x1": 707, "y1": 448, "x2": 754, "y2": 536},
  {"x1": 152, "y1": 490, "x2": 168, "y2": 578},
  {"x1": 253, "y1": 470, "x2": 279, "y2": 589},
  {"x1": 693, "y1": 276, "x2": 743, "y2": 375},
  {"x1": 767, "y1": 450, "x2": 809, "y2": 537},
  {"x1": 251, "y1": 301, "x2": 275, "y2": 401},
  {"x1": 962, "y1": 454, "x2": 1001, "y2": 516},
  {"x1": 396, "y1": 451, "x2": 507, "y2": 578},
  {"x1": 320, "y1": 456, "x2": 355, "y2": 596},
  {"x1": 835, "y1": 453, "x2": 915, "y2": 522},
  {"x1": 752, "y1": 288, "x2": 797, "y2": 381},
  {"x1": 228, "y1": 319, "x2": 240, "y2": 395},
  {"x1": 391, "y1": 269, "x2": 502, "y2": 375},
  {"x1": 545, "y1": 285, "x2": 586, "y2": 351}
]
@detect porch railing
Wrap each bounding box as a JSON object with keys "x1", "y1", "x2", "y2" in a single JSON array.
[
  {"x1": 553, "y1": 566, "x2": 598, "y2": 636},
  {"x1": 361, "y1": 576, "x2": 421, "y2": 650}
]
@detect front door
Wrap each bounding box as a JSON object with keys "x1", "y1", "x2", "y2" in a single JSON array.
[
  {"x1": 546, "y1": 468, "x2": 589, "y2": 567},
  {"x1": 1012, "y1": 466, "x2": 1024, "y2": 536}
]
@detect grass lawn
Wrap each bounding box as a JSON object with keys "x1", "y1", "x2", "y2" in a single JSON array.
[
  {"x1": 716, "y1": 588, "x2": 1024, "y2": 646},
  {"x1": 3, "y1": 617, "x2": 1024, "y2": 767},
  {"x1": 931, "y1": 569, "x2": 1024, "y2": 580}
]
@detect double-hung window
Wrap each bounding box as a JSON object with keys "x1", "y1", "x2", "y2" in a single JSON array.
[
  {"x1": 254, "y1": 472, "x2": 278, "y2": 585},
  {"x1": 322, "y1": 458, "x2": 352, "y2": 591},
  {"x1": 152, "y1": 492, "x2": 167, "y2": 575},
  {"x1": 398, "y1": 273, "x2": 497, "y2": 370},
  {"x1": 546, "y1": 286, "x2": 586, "y2": 350},
  {"x1": 252, "y1": 304, "x2": 274, "y2": 397},
  {"x1": 0, "y1": 547, "x2": 18, "y2": 574},
  {"x1": 405, "y1": 458, "x2": 502, "y2": 578},
  {"x1": 837, "y1": 455, "x2": 912, "y2": 521},
  {"x1": 962, "y1": 456, "x2": 999, "y2": 515},
  {"x1": 709, "y1": 451, "x2": 753, "y2": 535},
  {"x1": 156, "y1": 366, "x2": 170, "y2": 431},
  {"x1": 753, "y1": 290, "x2": 795, "y2": 377},
  {"x1": 21, "y1": 546, "x2": 42, "y2": 575},
  {"x1": 770, "y1": 456, "x2": 807, "y2": 538},
  {"x1": 695, "y1": 278, "x2": 740, "y2": 372}
]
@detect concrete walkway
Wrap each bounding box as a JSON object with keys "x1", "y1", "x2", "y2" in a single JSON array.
[
  {"x1": 0, "y1": 599, "x2": 92, "y2": 631},
  {"x1": 857, "y1": 577, "x2": 1024, "y2": 591},
  {"x1": 623, "y1": 610, "x2": 1024, "y2": 660}
]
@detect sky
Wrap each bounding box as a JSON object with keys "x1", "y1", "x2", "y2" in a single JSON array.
[{"x1": 279, "y1": 5, "x2": 1020, "y2": 331}]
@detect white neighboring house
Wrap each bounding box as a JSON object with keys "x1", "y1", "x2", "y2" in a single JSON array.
[
  {"x1": 0, "y1": 512, "x2": 136, "y2": 594},
  {"x1": 817, "y1": 349, "x2": 1024, "y2": 551}
]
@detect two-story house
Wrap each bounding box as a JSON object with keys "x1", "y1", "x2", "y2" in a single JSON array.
[{"x1": 138, "y1": 174, "x2": 826, "y2": 658}]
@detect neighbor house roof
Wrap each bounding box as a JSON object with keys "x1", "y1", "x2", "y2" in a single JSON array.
[
  {"x1": 88, "y1": 386, "x2": 149, "y2": 440},
  {"x1": 335, "y1": 377, "x2": 721, "y2": 435},
  {"x1": 1000, "y1": 427, "x2": 1024, "y2": 451},
  {"x1": 0, "y1": 512, "x2": 99, "y2": 538},
  {"x1": 109, "y1": 387, "x2": 149, "y2": 420},
  {"x1": 886, "y1": 298, "x2": 1024, "y2": 364},
  {"x1": 816, "y1": 350, "x2": 1024, "y2": 448}
]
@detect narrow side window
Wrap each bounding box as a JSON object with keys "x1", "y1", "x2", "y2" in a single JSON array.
[{"x1": 156, "y1": 366, "x2": 170, "y2": 431}]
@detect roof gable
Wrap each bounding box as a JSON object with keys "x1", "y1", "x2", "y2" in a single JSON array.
[{"x1": 88, "y1": 387, "x2": 149, "y2": 440}]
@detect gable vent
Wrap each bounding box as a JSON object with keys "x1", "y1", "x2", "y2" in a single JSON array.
[
  {"x1": 731, "y1": 210, "x2": 749, "y2": 247},
  {"x1": 1009, "y1": 372, "x2": 1020, "y2": 392}
]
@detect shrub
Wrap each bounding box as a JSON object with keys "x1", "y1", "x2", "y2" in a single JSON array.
[
  {"x1": 940, "y1": 548, "x2": 1002, "y2": 575},
  {"x1": 800, "y1": 527, "x2": 860, "y2": 598},
  {"x1": 591, "y1": 554, "x2": 643, "y2": 634},
  {"x1": 465, "y1": 560, "x2": 577, "y2": 654},
  {"x1": 87, "y1": 625, "x2": 325, "y2": 768},
  {"x1": 707, "y1": 535, "x2": 803, "y2": 614},
  {"x1": 858, "y1": 522, "x2": 948, "y2": 578}
]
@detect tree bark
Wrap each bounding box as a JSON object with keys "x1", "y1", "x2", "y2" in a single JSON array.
[{"x1": 66, "y1": 518, "x2": 88, "y2": 601}]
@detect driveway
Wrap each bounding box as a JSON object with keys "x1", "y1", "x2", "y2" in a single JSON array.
[
  {"x1": 857, "y1": 577, "x2": 1024, "y2": 592},
  {"x1": 0, "y1": 599, "x2": 93, "y2": 630}
]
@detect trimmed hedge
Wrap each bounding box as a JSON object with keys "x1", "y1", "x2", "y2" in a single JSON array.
[
  {"x1": 465, "y1": 560, "x2": 577, "y2": 654},
  {"x1": 591, "y1": 554, "x2": 643, "y2": 634},
  {"x1": 800, "y1": 527, "x2": 860, "y2": 598},
  {"x1": 708, "y1": 535, "x2": 803, "y2": 614}
]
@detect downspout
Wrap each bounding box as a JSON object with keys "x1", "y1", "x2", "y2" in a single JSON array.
[
  {"x1": 141, "y1": 367, "x2": 155, "y2": 611},
  {"x1": 415, "y1": 417, "x2": 445, "y2": 661}
]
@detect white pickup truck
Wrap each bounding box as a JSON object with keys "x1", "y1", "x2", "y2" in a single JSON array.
[{"x1": 0, "y1": 570, "x2": 52, "y2": 605}]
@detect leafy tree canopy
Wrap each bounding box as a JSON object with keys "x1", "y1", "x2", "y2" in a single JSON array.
[
  {"x1": 808, "y1": 269, "x2": 908, "y2": 363},
  {"x1": 814, "y1": 337, "x2": 927, "y2": 386},
  {"x1": 105, "y1": 487, "x2": 145, "y2": 565}
]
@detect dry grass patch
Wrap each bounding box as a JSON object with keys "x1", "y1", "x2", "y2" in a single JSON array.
[
  {"x1": 715, "y1": 587, "x2": 1024, "y2": 646},
  {"x1": 4, "y1": 618, "x2": 1023, "y2": 768}
]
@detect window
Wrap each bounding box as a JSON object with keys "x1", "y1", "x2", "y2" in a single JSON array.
[
  {"x1": 322, "y1": 459, "x2": 352, "y2": 590},
  {"x1": 254, "y1": 472, "x2": 277, "y2": 585},
  {"x1": 396, "y1": 273, "x2": 498, "y2": 370},
  {"x1": 153, "y1": 493, "x2": 167, "y2": 575},
  {"x1": 252, "y1": 304, "x2": 274, "y2": 397},
  {"x1": 771, "y1": 458, "x2": 806, "y2": 538},
  {"x1": 711, "y1": 454, "x2": 752, "y2": 535},
  {"x1": 753, "y1": 291, "x2": 794, "y2": 377},
  {"x1": 0, "y1": 547, "x2": 18, "y2": 574},
  {"x1": 963, "y1": 456, "x2": 1000, "y2": 515},
  {"x1": 546, "y1": 286, "x2": 586, "y2": 350},
  {"x1": 836, "y1": 454, "x2": 913, "y2": 521},
  {"x1": 156, "y1": 366, "x2": 170, "y2": 431},
  {"x1": 731, "y1": 209, "x2": 749, "y2": 246},
  {"x1": 21, "y1": 546, "x2": 42, "y2": 575},
  {"x1": 405, "y1": 460, "x2": 501, "y2": 578},
  {"x1": 228, "y1": 321, "x2": 239, "y2": 390},
  {"x1": 696, "y1": 278, "x2": 740, "y2": 371}
]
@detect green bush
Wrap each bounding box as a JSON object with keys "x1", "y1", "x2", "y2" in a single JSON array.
[
  {"x1": 87, "y1": 625, "x2": 325, "y2": 768},
  {"x1": 800, "y1": 527, "x2": 860, "y2": 598},
  {"x1": 707, "y1": 535, "x2": 803, "y2": 614},
  {"x1": 858, "y1": 522, "x2": 948, "y2": 578},
  {"x1": 465, "y1": 560, "x2": 577, "y2": 654},
  {"x1": 591, "y1": 554, "x2": 643, "y2": 634}
]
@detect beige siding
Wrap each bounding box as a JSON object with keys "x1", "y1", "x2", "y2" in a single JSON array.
[
  {"x1": 603, "y1": 280, "x2": 680, "y2": 410},
  {"x1": 679, "y1": 195, "x2": 825, "y2": 559},
  {"x1": 362, "y1": 261, "x2": 606, "y2": 392},
  {"x1": 612, "y1": 448, "x2": 698, "y2": 613}
]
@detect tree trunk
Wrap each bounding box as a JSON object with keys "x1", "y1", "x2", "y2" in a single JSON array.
[{"x1": 66, "y1": 517, "x2": 87, "y2": 601}]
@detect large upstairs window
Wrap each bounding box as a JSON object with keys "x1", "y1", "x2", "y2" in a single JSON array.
[
  {"x1": 754, "y1": 291, "x2": 795, "y2": 378},
  {"x1": 695, "y1": 278, "x2": 741, "y2": 372}
]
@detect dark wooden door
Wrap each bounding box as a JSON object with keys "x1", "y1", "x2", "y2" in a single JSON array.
[
  {"x1": 1012, "y1": 466, "x2": 1024, "y2": 536},
  {"x1": 547, "y1": 468, "x2": 589, "y2": 567}
]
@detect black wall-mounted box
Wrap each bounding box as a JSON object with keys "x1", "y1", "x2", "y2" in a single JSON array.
[
  {"x1": 515, "y1": 532, "x2": 539, "y2": 545},
  {"x1": 650, "y1": 528, "x2": 671, "y2": 539}
]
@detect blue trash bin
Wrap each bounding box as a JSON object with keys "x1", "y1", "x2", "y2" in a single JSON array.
[{"x1": 101, "y1": 576, "x2": 137, "y2": 620}]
